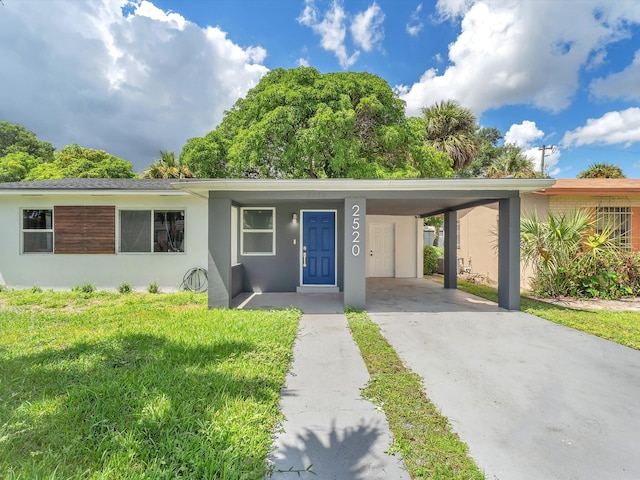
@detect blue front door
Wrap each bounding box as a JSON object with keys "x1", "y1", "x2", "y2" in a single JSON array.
[{"x1": 302, "y1": 211, "x2": 336, "y2": 285}]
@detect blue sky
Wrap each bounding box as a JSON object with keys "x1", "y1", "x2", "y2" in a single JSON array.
[{"x1": 1, "y1": 0, "x2": 640, "y2": 178}]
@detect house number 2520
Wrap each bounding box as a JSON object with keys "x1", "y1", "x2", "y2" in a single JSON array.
[{"x1": 351, "y1": 204, "x2": 361, "y2": 256}]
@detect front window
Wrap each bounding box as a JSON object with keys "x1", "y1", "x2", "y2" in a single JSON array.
[
  {"x1": 119, "y1": 210, "x2": 185, "y2": 253},
  {"x1": 241, "y1": 208, "x2": 275, "y2": 255},
  {"x1": 154, "y1": 211, "x2": 185, "y2": 253},
  {"x1": 22, "y1": 209, "x2": 53, "y2": 253},
  {"x1": 596, "y1": 206, "x2": 631, "y2": 249}
]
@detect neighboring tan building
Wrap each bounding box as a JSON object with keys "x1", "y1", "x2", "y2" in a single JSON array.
[{"x1": 457, "y1": 178, "x2": 640, "y2": 288}]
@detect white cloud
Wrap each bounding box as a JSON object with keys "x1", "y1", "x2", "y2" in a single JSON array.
[
  {"x1": 394, "y1": 84, "x2": 410, "y2": 95},
  {"x1": 590, "y1": 49, "x2": 640, "y2": 101},
  {"x1": 562, "y1": 108, "x2": 640, "y2": 148},
  {"x1": 436, "y1": 0, "x2": 474, "y2": 19},
  {"x1": 400, "y1": 0, "x2": 640, "y2": 117},
  {"x1": 134, "y1": 1, "x2": 187, "y2": 29},
  {"x1": 297, "y1": 57, "x2": 311, "y2": 67},
  {"x1": 0, "y1": 0, "x2": 268, "y2": 171},
  {"x1": 297, "y1": 0, "x2": 359, "y2": 68},
  {"x1": 351, "y1": 3, "x2": 385, "y2": 52},
  {"x1": 298, "y1": 0, "x2": 387, "y2": 68},
  {"x1": 406, "y1": 3, "x2": 424, "y2": 37},
  {"x1": 504, "y1": 121, "x2": 544, "y2": 148}
]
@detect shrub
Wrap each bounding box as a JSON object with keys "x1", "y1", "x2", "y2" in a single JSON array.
[
  {"x1": 423, "y1": 246, "x2": 443, "y2": 275},
  {"x1": 118, "y1": 282, "x2": 132, "y2": 294},
  {"x1": 72, "y1": 284, "x2": 95, "y2": 294},
  {"x1": 31, "y1": 285, "x2": 42, "y2": 293},
  {"x1": 521, "y1": 209, "x2": 633, "y2": 298},
  {"x1": 0, "y1": 285, "x2": 5, "y2": 293},
  {"x1": 148, "y1": 282, "x2": 160, "y2": 294},
  {"x1": 559, "y1": 250, "x2": 640, "y2": 299}
]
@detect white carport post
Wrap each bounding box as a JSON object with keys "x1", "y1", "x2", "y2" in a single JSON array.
[
  {"x1": 443, "y1": 210, "x2": 457, "y2": 289},
  {"x1": 498, "y1": 196, "x2": 521, "y2": 310}
]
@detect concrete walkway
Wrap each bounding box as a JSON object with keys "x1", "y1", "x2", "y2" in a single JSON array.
[
  {"x1": 234, "y1": 292, "x2": 409, "y2": 479},
  {"x1": 239, "y1": 279, "x2": 640, "y2": 479},
  {"x1": 367, "y1": 278, "x2": 640, "y2": 480}
]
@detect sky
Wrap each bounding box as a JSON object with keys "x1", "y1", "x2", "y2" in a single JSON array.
[{"x1": 1, "y1": 0, "x2": 640, "y2": 178}]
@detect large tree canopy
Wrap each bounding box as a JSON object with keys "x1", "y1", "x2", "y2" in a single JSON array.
[
  {"x1": 0, "y1": 121, "x2": 54, "y2": 162},
  {"x1": 0, "y1": 122, "x2": 136, "y2": 181},
  {"x1": 181, "y1": 67, "x2": 454, "y2": 179},
  {"x1": 0, "y1": 121, "x2": 55, "y2": 182},
  {"x1": 25, "y1": 144, "x2": 135, "y2": 180}
]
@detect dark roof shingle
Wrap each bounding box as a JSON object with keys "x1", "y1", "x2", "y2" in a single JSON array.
[{"x1": 0, "y1": 178, "x2": 199, "y2": 191}]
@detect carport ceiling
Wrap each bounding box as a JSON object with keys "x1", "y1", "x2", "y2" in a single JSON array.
[
  {"x1": 366, "y1": 197, "x2": 501, "y2": 216},
  {"x1": 173, "y1": 178, "x2": 556, "y2": 216}
]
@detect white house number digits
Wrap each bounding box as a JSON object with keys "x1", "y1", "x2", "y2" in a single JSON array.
[{"x1": 351, "y1": 204, "x2": 361, "y2": 256}]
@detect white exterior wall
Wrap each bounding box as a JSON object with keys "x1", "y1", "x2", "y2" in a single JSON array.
[
  {"x1": 366, "y1": 215, "x2": 422, "y2": 278},
  {"x1": 0, "y1": 193, "x2": 208, "y2": 291}
]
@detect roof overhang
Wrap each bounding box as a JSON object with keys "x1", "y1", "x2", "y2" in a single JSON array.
[
  {"x1": 535, "y1": 179, "x2": 640, "y2": 196},
  {"x1": 172, "y1": 178, "x2": 556, "y2": 216}
]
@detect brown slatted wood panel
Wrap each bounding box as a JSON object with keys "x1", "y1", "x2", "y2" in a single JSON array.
[
  {"x1": 54, "y1": 206, "x2": 115, "y2": 254},
  {"x1": 632, "y1": 207, "x2": 640, "y2": 252}
]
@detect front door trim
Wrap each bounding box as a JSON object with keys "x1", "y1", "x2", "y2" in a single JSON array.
[{"x1": 299, "y1": 209, "x2": 338, "y2": 287}]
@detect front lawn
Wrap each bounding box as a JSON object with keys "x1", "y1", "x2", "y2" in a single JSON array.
[
  {"x1": 457, "y1": 281, "x2": 640, "y2": 350},
  {"x1": 0, "y1": 290, "x2": 299, "y2": 479}
]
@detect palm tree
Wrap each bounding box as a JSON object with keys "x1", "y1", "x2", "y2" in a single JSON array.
[
  {"x1": 142, "y1": 150, "x2": 194, "y2": 179},
  {"x1": 421, "y1": 100, "x2": 479, "y2": 170},
  {"x1": 485, "y1": 144, "x2": 538, "y2": 178},
  {"x1": 577, "y1": 162, "x2": 625, "y2": 179},
  {"x1": 521, "y1": 209, "x2": 618, "y2": 296}
]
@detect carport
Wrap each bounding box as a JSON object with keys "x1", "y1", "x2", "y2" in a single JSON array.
[{"x1": 174, "y1": 178, "x2": 555, "y2": 310}]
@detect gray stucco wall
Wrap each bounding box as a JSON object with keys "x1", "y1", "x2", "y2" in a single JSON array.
[
  {"x1": 238, "y1": 202, "x2": 344, "y2": 293},
  {"x1": 208, "y1": 198, "x2": 232, "y2": 308},
  {"x1": 343, "y1": 197, "x2": 366, "y2": 309}
]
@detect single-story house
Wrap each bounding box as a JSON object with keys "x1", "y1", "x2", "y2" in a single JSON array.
[
  {"x1": 0, "y1": 177, "x2": 555, "y2": 310},
  {"x1": 457, "y1": 178, "x2": 640, "y2": 287}
]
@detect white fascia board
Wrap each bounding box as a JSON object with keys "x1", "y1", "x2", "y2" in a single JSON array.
[{"x1": 172, "y1": 178, "x2": 556, "y2": 195}]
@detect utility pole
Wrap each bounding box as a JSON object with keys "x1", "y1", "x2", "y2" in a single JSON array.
[{"x1": 538, "y1": 145, "x2": 553, "y2": 175}]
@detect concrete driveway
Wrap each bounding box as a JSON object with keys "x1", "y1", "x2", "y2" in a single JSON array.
[{"x1": 367, "y1": 278, "x2": 640, "y2": 479}]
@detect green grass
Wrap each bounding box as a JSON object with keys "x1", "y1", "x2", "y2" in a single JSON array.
[
  {"x1": 347, "y1": 311, "x2": 484, "y2": 480},
  {"x1": 457, "y1": 281, "x2": 640, "y2": 350},
  {"x1": 0, "y1": 290, "x2": 299, "y2": 479}
]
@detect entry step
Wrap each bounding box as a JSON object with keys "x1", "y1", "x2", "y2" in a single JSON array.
[{"x1": 296, "y1": 285, "x2": 340, "y2": 293}]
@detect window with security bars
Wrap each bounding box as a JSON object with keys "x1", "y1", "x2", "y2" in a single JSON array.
[{"x1": 596, "y1": 207, "x2": 631, "y2": 249}]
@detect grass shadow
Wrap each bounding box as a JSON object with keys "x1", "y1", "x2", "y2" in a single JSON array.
[{"x1": 0, "y1": 333, "x2": 280, "y2": 478}]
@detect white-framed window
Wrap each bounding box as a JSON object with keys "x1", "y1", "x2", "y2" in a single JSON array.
[
  {"x1": 241, "y1": 207, "x2": 275, "y2": 255},
  {"x1": 22, "y1": 209, "x2": 54, "y2": 254},
  {"x1": 119, "y1": 209, "x2": 185, "y2": 253},
  {"x1": 596, "y1": 206, "x2": 631, "y2": 249}
]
